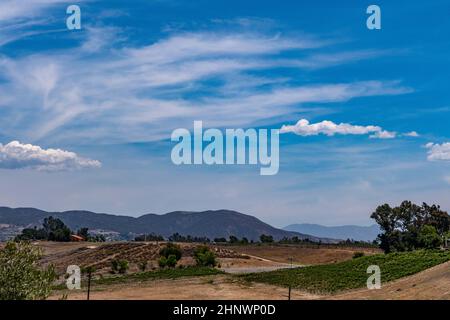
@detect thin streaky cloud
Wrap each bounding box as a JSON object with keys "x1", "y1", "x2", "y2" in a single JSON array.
[{"x1": 0, "y1": 28, "x2": 410, "y2": 143}]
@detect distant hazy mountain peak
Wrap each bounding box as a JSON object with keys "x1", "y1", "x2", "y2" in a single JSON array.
[{"x1": 283, "y1": 223, "x2": 380, "y2": 242}]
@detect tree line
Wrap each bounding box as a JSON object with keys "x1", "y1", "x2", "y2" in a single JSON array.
[
  {"x1": 15, "y1": 216, "x2": 105, "y2": 242},
  {"x1": 134, "y1": 233, "x2": 277, "y2": 244},
  {"x1": 371, "y1": 200, "x2": 450, "y2": 253}
]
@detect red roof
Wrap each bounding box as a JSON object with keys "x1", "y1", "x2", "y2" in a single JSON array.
[{"x1": 70, "y1": 234, "x2": 84, "y2": 241}]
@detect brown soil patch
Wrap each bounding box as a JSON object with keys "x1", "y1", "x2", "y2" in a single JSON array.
[{"x1": 226, "y1": 244, "x2": 381, "y2": 265}]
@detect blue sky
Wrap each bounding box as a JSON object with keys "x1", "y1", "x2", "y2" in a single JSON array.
[{"x1": 0, "y1": 0, "x2": 449, "y2": 227}]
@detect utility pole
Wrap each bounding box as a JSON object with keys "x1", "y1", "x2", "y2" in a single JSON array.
[
  {"x1": 288, "y1": 256, "x2": 293, "y2": 300},
  {"x1": 87, "y1": 269, "x2": 92, "y2": 300}
]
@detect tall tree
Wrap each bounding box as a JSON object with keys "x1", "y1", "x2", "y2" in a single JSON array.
[
  {"x1": 371, "y1": 201, "x2": 450, "y2": 252},
  {"x1": 42, "y1": 216, "x2": 71, "y2": 242}
]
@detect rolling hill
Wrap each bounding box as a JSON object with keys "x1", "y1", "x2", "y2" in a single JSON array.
[{"x1": 0, "y1": 207, "x2": 331, "y2": 242}]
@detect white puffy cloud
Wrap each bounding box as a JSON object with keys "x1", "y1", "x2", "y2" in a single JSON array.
[
  {"x1": 280, "y1": 119, "x2": 397, "y2": 139},
  {"x1": 369, "y1": 130, "x2": 397, "y2": 139},
  {"x1": 0, "y1": 141, "x2": 101, "y2": 171},
  {"x1": 425, "y1": 142, "x2": 450, "y2": 161},
  {"x1": 403, "y1": 131, "x2": 420, "y2": 137}
]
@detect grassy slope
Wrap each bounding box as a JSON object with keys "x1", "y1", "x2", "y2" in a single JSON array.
[{"x1": 240, "y1": 250, "x2": 450, "y2": 293}]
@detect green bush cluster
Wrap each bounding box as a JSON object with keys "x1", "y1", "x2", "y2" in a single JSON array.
[
  {"x1": 158, "y1": 255, "x2": 178, "y2": 268},
  {"x1": 0, "y1": 242, "x2": 56, "y2": 300},
  {"x1": 111, "y1": 259, "x2": 129, "y2": 274},
  {"x1": 158, "y1": 243, "x2": 182, "y2": 268},
  {"x1": 138, "y1": 261, "x2": 148, "y2": 272},
  {"x1": 193, "y1": 246, "x2": 217, "y2": 267}
]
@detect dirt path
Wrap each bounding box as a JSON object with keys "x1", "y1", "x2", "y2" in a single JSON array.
[{"x1": 219, "y1": 255, "x2": 297, "y2": 274}]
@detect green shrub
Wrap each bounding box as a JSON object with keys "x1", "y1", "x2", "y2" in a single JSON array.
[
  {"x1": 118, "y1": 260, "x2": 129, "y2": 274},
  {"x1": 159, "y1": 243, "x2": 182, "y2": 261},
  {"x1": 166, "y1": 254, "x2": 178, "y2": 268},
  {"x1": 158, "y1": 256, "x2": 167, "y2": 268},
  {"x1": 158, "y1": 255, "x2": 178, "y2": 268},
  {"x1": 194, "y1": 246, "x2": 217, "y2": 267},
  {"x1": 0, "y1": 241, "x2": 56, "y2": 300},
  {"x1": 111, "y1": 259, "x2": 129, "y2": 274},
  {"x1": 352, "y1": 252, "x2": 365, "y2": 259},
  {"x1": 138, "y1": 261, "x2": 148, "y2": 272}
]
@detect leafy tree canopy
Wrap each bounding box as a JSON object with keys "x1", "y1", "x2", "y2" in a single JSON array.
[{"x1": 371, "y1": 201, "x2": 449, "y2": 252}]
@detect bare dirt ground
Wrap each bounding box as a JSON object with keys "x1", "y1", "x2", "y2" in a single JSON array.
[
  {"x1": 219, "y1": 257, "x2": 293, "y2": 274},
  {"x1": 226, "y1": 244, "x2": 381, "y2": 265},
  {"x1": 33, "y1": 241, "x2": 95, "y2": 255}
]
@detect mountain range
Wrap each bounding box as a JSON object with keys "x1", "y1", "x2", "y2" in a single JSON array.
[
  {"x1": 0, "y1": 206, "x2": 333, "y2": 242},
  {"x1": 283, "y1": 223, "x2": 380, "y2": 242}
]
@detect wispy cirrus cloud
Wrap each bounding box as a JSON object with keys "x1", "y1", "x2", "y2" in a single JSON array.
[
  {"x1": 123, "y1": 32, "x2": 326, "y2": 64},
  {"x1": 0, "y1": 0, "x2": 79, "y2": 22},
  {"x1": 0, "y1": 0, "x2": 88, "y2": 47},
  {"x1": 0, "y1": 17, "x2": 411, "y2": 144},
  {"x1": 0, "y1": 141, "x2": 101, "y2": 171},
  {"x1": 286, "y1": 49, "x2": 396, "y2": 69}
]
